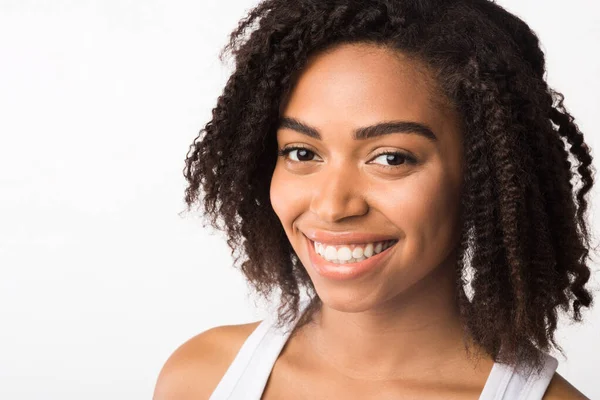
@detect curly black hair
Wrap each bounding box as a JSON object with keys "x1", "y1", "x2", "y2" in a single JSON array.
[{"x1": 183, "y1": 0, "x2": 597, "y2": 373}]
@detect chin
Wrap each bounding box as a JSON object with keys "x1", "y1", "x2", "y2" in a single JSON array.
[{"x1": 311, "y1": 285, "x2": 385, "y2": 314}]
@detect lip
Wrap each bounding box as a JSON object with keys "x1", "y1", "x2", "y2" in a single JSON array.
[
  {"x1": 302, "y1": 228, "x2": 399, "y2": 245},
  {"x1": 304, "y1": 234, "x2": 398, "y2": 281}
]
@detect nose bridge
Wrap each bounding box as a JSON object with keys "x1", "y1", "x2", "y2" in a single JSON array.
[{"x1": 309, "y1": 160, "x2": 368, "y2": 222}]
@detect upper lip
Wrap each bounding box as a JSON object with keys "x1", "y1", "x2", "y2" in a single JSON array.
[{"x1": 302, "y1": 229, "x2": 399, "y2": 245}]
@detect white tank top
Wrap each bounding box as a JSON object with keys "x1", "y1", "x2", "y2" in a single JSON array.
[{"x1": 209, "y1": 300, "x2": 558, "y2": 399}]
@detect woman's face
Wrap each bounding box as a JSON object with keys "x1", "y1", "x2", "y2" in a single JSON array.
[{"x1": 270, "y1": 43, "x2": 465, "y2": 312}]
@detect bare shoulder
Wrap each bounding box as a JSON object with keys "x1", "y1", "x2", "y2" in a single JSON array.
[
  {"x1": 152, "y1": 320, "x2": 263, "y2": 400},
  {"x1": 543, "y1": 372, "x2": 589, "y2": 400}
]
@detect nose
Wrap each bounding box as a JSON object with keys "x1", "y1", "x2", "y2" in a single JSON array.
[{"x1": 309, "y1": 163, "x2": 369, "y2": 223}]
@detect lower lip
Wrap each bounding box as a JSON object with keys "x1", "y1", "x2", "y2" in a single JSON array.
[{"x1": 305, "y1": 235, "x2": 398, "y2": 281}]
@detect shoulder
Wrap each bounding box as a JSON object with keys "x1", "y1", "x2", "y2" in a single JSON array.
[
  {"x1": 152, "y1": 320, "x2": 263, "y2": 400},
  {"x1": 543, "y1": 372, "x2": 589, "y2": 400}
]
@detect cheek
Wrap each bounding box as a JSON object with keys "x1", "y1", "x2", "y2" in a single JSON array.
[
  {"x1": 269, "y1": 162, "x2": 307, "y2": 230},
  {"x1": 377, "y1": 169, "x2": 461, "y2": 258}
]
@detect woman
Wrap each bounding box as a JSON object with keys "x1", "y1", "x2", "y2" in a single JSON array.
[{"x1": 154, "y1": 0, "x2": 595, "y2": 398}]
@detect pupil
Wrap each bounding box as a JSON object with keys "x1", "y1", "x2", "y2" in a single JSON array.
[
  {"x1": 298, "y1": 149, "x2": 311, "y2": 161},
  {"x1": 387, "y1": 154, "x2": 402, "y2": 165}
]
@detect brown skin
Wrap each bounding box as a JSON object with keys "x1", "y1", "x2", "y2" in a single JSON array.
[
  {"x1": 152, "y1": 323, "x2": 587, "y2": 399},
  {"x1": 153, "y1": 43, "x2": 589, "y2": 399},
  {"x1": 270, "y1": 42, "x2": 470, "y2": 383}
]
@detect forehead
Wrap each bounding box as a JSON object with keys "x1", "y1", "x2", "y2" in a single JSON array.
[{"x1": 279, "y1": 43, "x2": 459, "y2": 141}]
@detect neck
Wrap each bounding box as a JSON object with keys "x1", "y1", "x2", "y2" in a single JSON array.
[{"x1": 301, "y1": 256, "x2": 488, "y2": 382}]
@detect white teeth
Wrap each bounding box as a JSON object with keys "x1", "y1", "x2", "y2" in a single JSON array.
[
  {"x1": 337, "y1": 247, "x2": 352, "y2": 261},
  {"x1": 318, "y1": 243, "x2": 325, "y2": 254},
  {"x1": 363, "y1": 243, "x2": 374, "y2": 258},
  {"x1": 324, "y1": 246, "x2": 337, "y2": 261},
  {"x1": 352, "y1": 247, "x2": 363, "y2": 259},
  {"x1": 313, "y1": 239, "x2": 397, "y2": 264}
]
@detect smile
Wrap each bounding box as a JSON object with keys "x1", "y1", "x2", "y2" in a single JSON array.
[
  {"x1": 311, "y1": 239, "x2": 399, "y2": 265},
  {"x1": 304, "y1": 234, "x2": 400, "y2": 280}
]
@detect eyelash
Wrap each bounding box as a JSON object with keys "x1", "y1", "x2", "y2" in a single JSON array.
[{"x1": 276, "y1": 145, "x2": 418, "y2": 169}]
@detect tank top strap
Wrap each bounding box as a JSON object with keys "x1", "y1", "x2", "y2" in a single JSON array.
[
  {"x1": 211, "y1": 300, "x2": 558, "y2": 400},
  {"x1": 513, "y1": 352, "x2": 558, "y2": 400},
  {"x1": 209, "y1": 300, "x2": 309, "y2": 400},
  {"x1": 479, "y1": 350, "x2": 558, "y2": 400}
]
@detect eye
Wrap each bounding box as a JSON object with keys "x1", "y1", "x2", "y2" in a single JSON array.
[
  {"x1": 277, "y1": 146, "x2": 320, "y2": 162},
  {"x1": 370, "y1": 151, "x2": 418, "y2": 169},
  {"x1": 277, "y1": 146, "x2": 417, "y2": 169}
]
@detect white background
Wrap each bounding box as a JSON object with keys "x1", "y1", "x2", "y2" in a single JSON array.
[{"x1": 0, "y1": 0, "x2": 598, "y2": 399}]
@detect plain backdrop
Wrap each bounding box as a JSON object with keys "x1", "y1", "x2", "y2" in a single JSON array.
[{"x1": 0, "y1": 0, "x2": 598, "y2": 399}]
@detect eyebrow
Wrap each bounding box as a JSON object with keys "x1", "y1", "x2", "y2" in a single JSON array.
[{"x1": 277, "y1": 116, "x2": 438, "y2": 142}]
